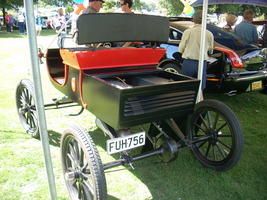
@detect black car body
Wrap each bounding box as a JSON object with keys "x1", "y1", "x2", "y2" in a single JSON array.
[{"x1": 158, "y1": 18, "x2": 267, "y2": 94}]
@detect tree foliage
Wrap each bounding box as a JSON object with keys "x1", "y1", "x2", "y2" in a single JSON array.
[
  {"x1": 1, "y1": 0, "x2": 37, "y2": 24},
  {"x1": 0, "y1": 0, "x2": 24, "y2": 11},
  {"x1": 157, "y1": 0, "x2": 267, "y2": 17},
  {"x1": 41, "y1": 0, "x2": 72, "y2": 7},
  {"x1": 158, "y1": 0, "x2": 184, "y2": 16},
  {"x1": 203, "y1": 4, "x2": 267, "y2": 17},
  {"x1": 2, "y1": 0, "x2": 267, "y2": 18}
]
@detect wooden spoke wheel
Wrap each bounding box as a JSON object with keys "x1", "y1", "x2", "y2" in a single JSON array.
[
  {"x1": 16, "y1": 79, "x2": 39, "y2": 138},
  {"x1": 187, "y1": 99, "x2": 244, "y2": 172},
  {"x1": 61, "y1": 124, "x2": 107, "y2": 200}
]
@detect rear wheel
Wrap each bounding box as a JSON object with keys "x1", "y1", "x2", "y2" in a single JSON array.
[
  {"x1": 161, "y1": 62, "x2": 181, "y2": 74},
  {"x1": 187, "y1": 99, "x2": 244, "y2": 172},
  {"x1": 61, "y1": 124, "x2": 107, "y2": 200},
  {"x1": 16, "y1": 79, "x2": 39, "y2": 138}
]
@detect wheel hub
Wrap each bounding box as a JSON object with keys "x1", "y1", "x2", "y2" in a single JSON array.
[
  {"x1": 65, "y1": 170, "x2": 83, "y2": 180},
  {"x1": 19, "y1": 105, "x2": 30, "y2": 114},
  {"x1": 155, "y1": 136, "x2": 178, "y2": 163},
  {"x1": 206, "y1": 128, "x2": 218, "y2": 145}
]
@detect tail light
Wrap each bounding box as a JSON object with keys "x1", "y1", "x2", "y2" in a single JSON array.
[{"x1": 215, "y1": 47, "x2": 244, "y2": 68}]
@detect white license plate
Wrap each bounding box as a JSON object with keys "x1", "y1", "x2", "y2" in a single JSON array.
[
  {"x1": 251, "y1": 81, "x2": 262, "y2": 90},
  {"x1": 106, "y1": 131, "x2": 146, "y2": 154}
]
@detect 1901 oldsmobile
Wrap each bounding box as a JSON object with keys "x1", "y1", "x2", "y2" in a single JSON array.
[{"x1": 16, "y1": 13, "x2": 244, "y2": 200}]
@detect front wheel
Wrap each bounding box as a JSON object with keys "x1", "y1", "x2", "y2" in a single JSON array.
[
  {"x1": 61, "y1": 124, "x2": 107, "y2": 200},
  {"x1": 16, "y1": 79, "x2": 39, "y2": 138},
  {"x1": 187, "y1": 99, "x2": 244, "y2": 172}
]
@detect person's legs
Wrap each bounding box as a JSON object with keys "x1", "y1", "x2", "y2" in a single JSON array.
[
  {"x1": 6, "y1": 23, "x2": 10, "y2": 32},
  {"x1": 19, "y1": 22, "x2": 24, "y2": 34},
  {"x1": 36, "y1": 25, "x2": 42, "y2": 36},
  {"x1": 181, "y1": 59, "x2": 198, "y2": 78},
  {"x1": 39, "y1": 26, "x2": 42, "y2": 35},
  {"x1": 181, "y1": 59, "x2": 207, "y2": 101},
  {"x1": 36, "y1": 25, "x2": 39, "y2": 35}
]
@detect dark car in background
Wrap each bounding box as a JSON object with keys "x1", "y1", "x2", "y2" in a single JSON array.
[
  {"x1": 252, "y1": 21, "x2": 267, "y2": 46},
  {"x1": 158, "y1": 18, "x2": 267, "y2": 94}
]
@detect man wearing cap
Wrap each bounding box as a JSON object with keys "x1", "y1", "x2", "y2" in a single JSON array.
[
  {"x1": 178, "y1": 10, "x2": 214, "y2": 101},
  {"x1": 82, "y1": 0, "x2": 105, "y2": 14}
]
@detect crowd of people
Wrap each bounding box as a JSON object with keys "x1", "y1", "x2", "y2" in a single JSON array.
[
  {"x1": 216, "y1": 10, "x2": 259, "y2": 45},
  {"x1": 1, "y1": 11, "x2": 26, "y2": 34},
  {"x1": 3, "y1": 12, "x2": 16, "y2": 33}
]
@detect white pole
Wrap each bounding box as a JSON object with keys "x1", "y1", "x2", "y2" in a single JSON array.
[
  {"x1": 196, "y1": 0, "x2": 209, "y2": 102},
  {"x1": 24, "y1": 0, "x2": 58, "y2": 199}
]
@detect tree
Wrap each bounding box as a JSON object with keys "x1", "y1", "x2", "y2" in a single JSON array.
[
  {"x1": 196, "y1": 4, "x2": 267, "y2": 17},
  {"x1": 156, "y1": 0, "x2": 267, "y2": 17},
  {"x1": 1, "y1": 0, "x2": 39, "y2": 24},
  {"x1": 158, "y1": 0, "x2": 184, "y2": 16},
  {"x1": 1, "y1": 0, "x2": 24, "y2": 11},
  {"x1": 1, "y1": 0, "x2": 23, "y2": 20},
  {"x1": 41, "y1": 0, "x2": 72, "y2": 7},
  {"x1": 144, "y1": 2, "x2": 157, "y2": 12}
]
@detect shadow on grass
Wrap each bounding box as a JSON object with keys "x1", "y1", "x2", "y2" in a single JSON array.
[
  {"x1": 87, "y1": 127, "x2": 196, "y2": 200},
  {"x1": 43, "y1": 92, "x2": 266, "y2": 199},
  {"x1": 40, "y1": 82, "x2": 267, "y2": 199},
  {"x1": 48, "y1": 130, "x2": 61, "y2": 148}
]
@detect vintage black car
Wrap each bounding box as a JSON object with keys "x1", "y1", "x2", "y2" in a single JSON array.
[
  {"x1": 158, "y1": 18, "x2": 267, "y2": 94},
  {"x1": 16, "y1": 14, "x2": 244, "y2": 199}
]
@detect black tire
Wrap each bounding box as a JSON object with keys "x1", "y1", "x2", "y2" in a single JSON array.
[
  {"x1": 187, "y1": 99, "x2": 244, "y2": 172},
  {"x1": 161, "y1": 62, "x2": 181, "y2": 74},
  {"x1": 16, "y1": 79, "x2": 39, "y2": 138},
  {"x1": 61, "y1": 124, "x2": 107, "y2": 200}
]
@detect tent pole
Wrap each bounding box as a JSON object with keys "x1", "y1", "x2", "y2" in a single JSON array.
[
  {"x1": 24, "y1": 0, "x2": 58, "y2": 199},
  {"x1": 196, "y1": 0, "x2": 209, "y2": 103}
]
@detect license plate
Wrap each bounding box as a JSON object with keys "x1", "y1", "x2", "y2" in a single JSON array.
[
  {"x1": 251, "y1": 81, "x2": 262, "y2": 90},
  {"x1": 107, "y1": 131, "x2": 146, "y2": 154}
]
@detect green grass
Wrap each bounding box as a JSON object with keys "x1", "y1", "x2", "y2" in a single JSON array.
[{"x1": 1, "y1": 29, "x2": 267, "y2": 200}]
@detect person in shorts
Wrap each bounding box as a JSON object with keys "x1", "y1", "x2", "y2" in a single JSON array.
[{"x1": 35, "y1": 12, "x2": 43, "y2": 36}]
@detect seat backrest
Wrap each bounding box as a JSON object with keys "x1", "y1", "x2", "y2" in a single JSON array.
[{"x1": 77, "y1": 13, "x2": 169, "y2": 45}]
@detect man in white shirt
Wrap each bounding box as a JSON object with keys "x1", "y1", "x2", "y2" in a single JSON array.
[{"x1": 18, "y1": 13, "x2": 25, "y2": 34}]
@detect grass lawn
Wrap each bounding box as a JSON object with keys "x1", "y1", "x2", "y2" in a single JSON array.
[{"x1": 0, "y1": 28, "x2": 267, "y2": 200}]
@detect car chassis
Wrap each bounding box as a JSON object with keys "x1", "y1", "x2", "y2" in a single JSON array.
[{"x1": 16, "y1": 14, "x2": 244, "y2": 200}]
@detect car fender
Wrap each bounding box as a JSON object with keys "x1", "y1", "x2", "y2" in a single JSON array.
[{"x1": 157, "y1": 58, "x2": 182, "y2": 73}]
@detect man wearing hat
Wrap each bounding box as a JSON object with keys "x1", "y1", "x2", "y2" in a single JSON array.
[
  {"x1": 82, "y1": 0, "x2": 105, "y2": 14},
  {"x1": 178, "y1": 10, "x2": 214, "y2": 101}
]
